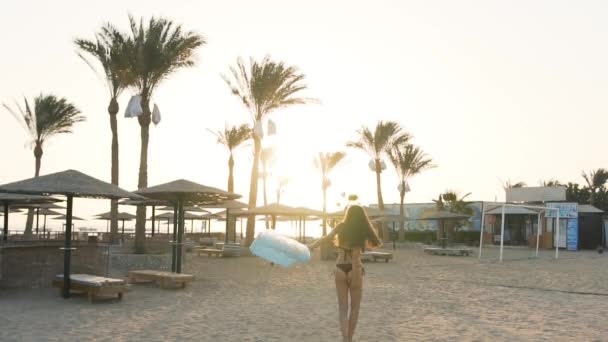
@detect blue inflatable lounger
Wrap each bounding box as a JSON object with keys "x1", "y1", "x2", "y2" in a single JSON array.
[{"x1": 249, "y1": 230, "x2": 311, "y2": 267}]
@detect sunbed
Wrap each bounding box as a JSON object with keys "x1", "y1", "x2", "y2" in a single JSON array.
[
  {"x1": 127, "y1": 270, "x2": 194, "y2": 289},
  {"x1": 52, "y1": 274, "x2": 128, "y2": 303}
]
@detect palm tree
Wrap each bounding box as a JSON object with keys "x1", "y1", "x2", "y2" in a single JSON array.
[
  {"x1": 347, "y1": 121, "x2": 410, "y2": 239},
  {"x1": 388, "y1": 144, "x2": 434, "y2": 236},
  {"x1": 314, "y1": 152, "x2": 346, "y2": 236},
  {"x1": 3, "y1": 95, "x2": 84, "y2": 236},
  {"x1": 125, "y1": 16, "x2": 206, "y2": 253},
  {"x1": 582, "y1": 168, "x2": 608, "y2": 206},
  {"x1": 209, "y1": 123, "x2": 251, "y2": 193},
  {"x1": 503, "y1": 180, "x2": 526, "y2": 189},
  {"x1": 540, "y1": 179, "x2": 561, "y2": 187},
  {"x1": 75, "y1": 23, "x2": 131, "y2": 244},
  {"x1": 223, "y1": 56, "x2": 313, "y2": 246},
  {"x1": 433, "y1": 191, "x2": 473, "y2": 248}
]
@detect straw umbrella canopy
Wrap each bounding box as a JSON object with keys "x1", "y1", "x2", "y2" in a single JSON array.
[
  {"x1": 95, "y1": 211, "x2": 137, "y2": 241},
  {"x1": 135, "y1": 179, "x2": 240, "y2": 273},
  {"x1": 52, "y1": 215, "x2": 86, "y2": 221},
  {"x1": 0, "y1": 169, "x2": 144, "y2": 298},
  {"x1": 0, "y1": 193, "x2": 60, "y2": 241}
]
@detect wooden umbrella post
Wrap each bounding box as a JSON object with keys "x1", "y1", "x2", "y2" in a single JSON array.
[
  {"x1": 151, "y1": 205, "x2": 156, "y2": 236},
  {"x1": 176, "y1": 199, "x2": 184, "y2": 274},
  {"x1": 171, "y1": 206, "x2": 178, "y2": 272},
  {"x1": 62, "y1": 195, "x2": 74, "y2": 299}
]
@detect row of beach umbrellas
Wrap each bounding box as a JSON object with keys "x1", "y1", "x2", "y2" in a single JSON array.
[{"x1": 0, "y1": 168, "x2": 473, "y2": 300}]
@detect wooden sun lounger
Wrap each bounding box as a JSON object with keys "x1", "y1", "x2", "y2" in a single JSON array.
[
  {"x1": 192, "y1": 243, "x2": 241, "y2": 258},
  {"x1": 424, "y1": 247, "x2": 472, "y2": 256},
  {"x1": 127, "y1": 270, "x2": 194, "y2": 289},
  {"x1": 52, "y1": 274, "x2": 128, "y2": 303},
  {"x1": 193, "y1": 247, "x2": 223, "y2": 257},
  {"x1": 362, "y1": 251, "x2": 394, "y2": 263}
]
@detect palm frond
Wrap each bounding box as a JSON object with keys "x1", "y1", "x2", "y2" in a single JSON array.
[
  {"x1": 125, "y1": 15, "x2": 206, "y2": 99},
  {"x1": 222, "y1": 55, "x2": 315, "y2": 120},
  {"x1": 75, "y1": 23, "x2": 132, "y2": 98},
  {"x1": 3, "y1": 94, "x2": 84, "y2": 147},
  {"x1": 388, "y1": 144, "x2": 434, "y2": 183}
]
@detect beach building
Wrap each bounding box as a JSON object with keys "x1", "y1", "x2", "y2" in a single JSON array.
[{"x1": 374, "y1": 187, "x2": 606, "y2": 250}]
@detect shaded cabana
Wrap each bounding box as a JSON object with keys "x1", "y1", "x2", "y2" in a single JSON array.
[
  {"x1": 0, "y1": 169, "x2": 143, "y2": 298},
  {"x1": 0, "y1": 193, "x2": 60, "y2": 241},
  {"x1": 484, "y1": 205, "x2": 541, "y2": 247},
  {"x1": 95, "y1": 211, "x2": 137, "y2": 241},
  {"x1": 135, "y1": 179, "x2": 240, "y2": 273}
]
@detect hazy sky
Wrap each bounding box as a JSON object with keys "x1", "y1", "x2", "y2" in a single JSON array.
[{"x1": 2, "y1": 0, "x2": 608, "y2": 229}]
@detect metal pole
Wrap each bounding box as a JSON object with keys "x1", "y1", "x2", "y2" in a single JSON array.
[
  {"x1": 43, "y1": 214, "x2": 47, "y2": 239},
  {"x1": 536, "y1": 212, "x2": 541, "y2": 258},
  {"x1": 121, "y1": 220, "x2": 125, "y2": 241},
  {"x1": 555, "y1": 211, "x2": 560, "y2": 259},
  {"x1": 63, "y1": 195, "x2": 74, "y2": 298},
  {"x1": 499, "y1": 204, "x2": 506, "y2": 263},
  {"x1": 478, "y1": 202, "x2": 485, "y2": 260},
  {"x1": 171, "y1": 207, "x2": 178, "y2": 272},
  {"x1": 176, "y1": 199, "x2": 184, "y2": 274},
  {"x1": 3, "y1": 202, "x2": 8, "y2": 241}
]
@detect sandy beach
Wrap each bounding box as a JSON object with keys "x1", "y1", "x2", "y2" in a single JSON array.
[{"x1": 1, "y1": 245, "x2": 607, "y2": 341}]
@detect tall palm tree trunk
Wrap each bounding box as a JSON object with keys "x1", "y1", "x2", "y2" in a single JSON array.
[
  {"x1": 399, "y1": 190, "x2": 405, "y2": 241},
  {"x1": 245, "y1": 137, "x2": 261, "y2": 246},
  {"x1": 374, "y1": 159, "x2": 388, "y2": 241},
  {"x1": 322, "y1": 186, "x2": 328, "y2": 236},
  {"x1": 25, "y1": 144, "x2": 44, "y2": 237},
  {"x1": 109, "y1": 97, "x2": 120, "y2": 244},
  {"x1": 134, "y1": 99, "x2": 151, "y2": 254},
  {"x1": 228, "y1": 154, "x2": 235, "y2": 193}
]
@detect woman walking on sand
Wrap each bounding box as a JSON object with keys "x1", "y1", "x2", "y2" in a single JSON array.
[{"x1": 308, "y1": 205, "x2": 382, "y2": 342}]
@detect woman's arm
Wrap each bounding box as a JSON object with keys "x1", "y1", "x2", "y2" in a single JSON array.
[{"x1": 308, "y1": 224, "x2": 342, "y2": 250}]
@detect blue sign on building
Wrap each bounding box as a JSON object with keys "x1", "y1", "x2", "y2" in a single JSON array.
[{"x1": 567, "y1": 219, "x2": 578, "y2": 251}]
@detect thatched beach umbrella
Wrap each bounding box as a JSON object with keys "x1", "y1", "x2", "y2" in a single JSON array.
[
  {"x1": 16, "y1": 202, "x2": 66, "y2": 236},
  {"x1": 414, "y1": 210, "x2": 471, "y2": 249},
  {"x1": 135, "y1": 179, "x2": 240, "y2": 273},
  {"x1": 200, "y1": 200, "x2": 248, "y2": 243},
  {"x1": 0, "y1": 169, "x2": 143, "y2": 298},
  {"x1": 95, "y1": 211, "x2": 137, "y2": 241},
  {"x1": 373, "y1": 214, "x2": 411, "y2": 250},
  {"x1": 119, "y1": 198, "x2": 167, "y2": 237},
  {"x1": 32, "y1": 208, "x2": 63, "y2": 236},
  {"x1": 0, "y1": 193, "x2": 60, "y2": 241}
]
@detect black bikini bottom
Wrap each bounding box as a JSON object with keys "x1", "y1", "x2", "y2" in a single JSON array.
[{"x1": 336, "y1": 264, "x2": 353, "y2": 274}]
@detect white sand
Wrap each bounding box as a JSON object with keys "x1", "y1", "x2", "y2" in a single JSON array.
[{"x1": 1, "y1": 246, "x2": 607, "y2": 341}]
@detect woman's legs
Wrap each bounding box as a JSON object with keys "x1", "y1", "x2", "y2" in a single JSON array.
[
  {"x1": 348, "y1": 267, "x2": 363, "y2": 341},
  {"x1": 334, "y1": 268, "x2": 350, "y2": 342}
]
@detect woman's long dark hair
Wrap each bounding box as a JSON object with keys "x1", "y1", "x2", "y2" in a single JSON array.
[{"x1": 335, "y1": 205, "x2": 382, "y2": 250}]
